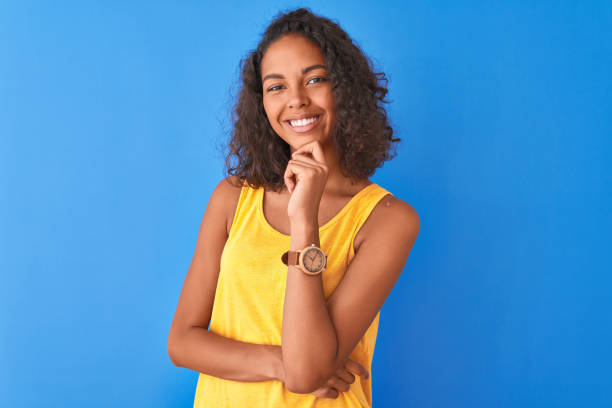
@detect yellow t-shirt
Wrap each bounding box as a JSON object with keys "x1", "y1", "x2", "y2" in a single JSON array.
[{"x1": 193, "y1": 181, "x2": 393, "y2": 407}]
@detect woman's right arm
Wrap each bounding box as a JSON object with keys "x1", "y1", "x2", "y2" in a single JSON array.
[{"x1": 167, "y1": 176, "x2": 285, "y2": 383}]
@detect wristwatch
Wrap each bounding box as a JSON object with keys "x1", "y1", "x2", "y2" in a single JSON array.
[{"x1": 281, "y1": 244, "x2": 327, "y2": 275}]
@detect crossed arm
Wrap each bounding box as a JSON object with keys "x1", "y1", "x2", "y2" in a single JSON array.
[
  {"x1": 167, "y1": 178, "x2": 419, "y2": 393},
  {"x1": 282, "y1": 194, "x2": 419, "y2": 393},
  {"x1": 167, "y1": 178, "x2": 284, "y2": 383}
]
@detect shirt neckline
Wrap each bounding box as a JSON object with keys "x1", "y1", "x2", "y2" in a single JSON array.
[{"x1": 256, "y1": 182, "x2": 377, "y2": 239}]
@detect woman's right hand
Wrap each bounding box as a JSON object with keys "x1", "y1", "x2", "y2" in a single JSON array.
[{"x1": 309, "y1": 358, "x2": 370, "y2": 399}]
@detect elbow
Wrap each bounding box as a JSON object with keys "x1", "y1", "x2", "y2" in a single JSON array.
[
  {"x1": 283, "y1": 349, "x2": 337, "y2": 394},
  {"x1": 168, "y1": 345, "x2": 181, "y2": 367},
  {"x1": 284, "y1": 375, "x2": 318, "y2": 394},
  {"x1": 284, "y1": 366, "x2": 332, "y2": 395},
  {"x1": 167, "y1": 330, "x2": 183, "y2": 367}
]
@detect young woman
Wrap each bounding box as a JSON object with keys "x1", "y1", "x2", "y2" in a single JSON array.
[{"x1": 168, "y1": 8, "x2": 419, "y2": 407}]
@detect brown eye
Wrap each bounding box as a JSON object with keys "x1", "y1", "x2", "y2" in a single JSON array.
[
  {"x1": 307, "y1": 77, "x2": 327, "y2": 85},
  {"x1": 267, "y1": 85, "x2": 283, "y2": 92}
]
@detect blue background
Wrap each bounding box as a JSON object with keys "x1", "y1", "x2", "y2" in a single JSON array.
[{"x1": 1, "y1": 1, "x2": 610, "y2": 407}]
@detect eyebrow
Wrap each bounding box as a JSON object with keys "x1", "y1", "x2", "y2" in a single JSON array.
[{"x1": 262, "y1": 64, "x2": 327, "y2": 82}]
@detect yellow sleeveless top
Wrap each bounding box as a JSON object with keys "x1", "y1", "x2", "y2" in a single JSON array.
[{"x1": 193, "y1": 181, "x2": 393, "y2": 407}]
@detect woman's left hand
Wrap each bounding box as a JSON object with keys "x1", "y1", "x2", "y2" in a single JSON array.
[
  {"x1": 283, "y1": 140, "x2": 328, "y2": 226},
  {"x1": 308, "y1": 357, "x2": 370, "y2": 399}
]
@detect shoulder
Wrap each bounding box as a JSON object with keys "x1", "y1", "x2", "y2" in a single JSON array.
[
  {"x1": 210, "y1": 175, "x2": 243, "y2": 202},
  {"x1": 209, "y1": 175, "x2": 244, "y2": 236},
  {"x1": 355, "y1": 193, "x2": 420, "y2": 253}
]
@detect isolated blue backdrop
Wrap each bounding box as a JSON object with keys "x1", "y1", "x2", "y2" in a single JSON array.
[{"x1": 1, "y1": 1, "x2": 610, "y2": 407}]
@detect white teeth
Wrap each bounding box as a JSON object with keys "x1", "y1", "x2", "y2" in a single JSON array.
[{"x1": 289, "y1": 116, "x2": 318, "y2": 127}]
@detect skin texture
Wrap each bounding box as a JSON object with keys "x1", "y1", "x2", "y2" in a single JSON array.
[
  {"x1": 223, "y1": 7, "x2": 400, "y2": 193},
  {"x1": 262, "y1": 34, "x2": 335, "y2": 156},
  {"x1": 167, "y1": 13, "x2": 418, "y2": 403},
  {"x1": 262, "y1": 34, "x2": 333, "y2": 221},
  {"x1": 260, "y1": 33, "x2": 420, "y2": 395}
]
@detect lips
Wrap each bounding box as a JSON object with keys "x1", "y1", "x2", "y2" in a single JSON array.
[{"x1": 284, "y1": 114, "x2": 322, "y2": 133}]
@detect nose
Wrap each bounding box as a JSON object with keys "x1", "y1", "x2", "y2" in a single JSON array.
[{"x1": 287, "y1": 86, "x2": 310, "y2": 109}]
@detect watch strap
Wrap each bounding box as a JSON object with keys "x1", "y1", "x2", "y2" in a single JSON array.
[{"x1": 281, "y1": 250, "x2": 300, "y2": 266}]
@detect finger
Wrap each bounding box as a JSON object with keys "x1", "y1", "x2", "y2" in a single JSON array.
[
  {"x1": 310, "y1": 386, "x2": 339, "y2": 399},
  {"x1": 344, "y1": 359, "x2": 370, "y2": 379},
  {"x1": 292, "y1": 148, "x2": 314, "y2": 161},
  {"x1": 292, "y1": 140, "x2": 326, "y2": 164},
  {"x1": 291, "y1": 144, "x2": 325, "y2": 163},
  {"x1": 286, "y1": 159, "x2": 321, "y2": 185},
  {"x1": 286, "y1": 158, "x2": 328, "y2": 186},
  {"x1": 290, "y1": 155, "x2": 328, "y2": 173},
  {"x1": 283, "y1": 157, "x2": 325, "y2": 194},
  {"x1": 283, "y1": 164, "x2": 297, "y2": 193},
  {"x1": 292, "y1": 140, "x2": 316, "y2": 157},
  {"x1": 288, "y1": 157, "x2": 320, "y2": 170},
  {"x1": 329, "y1": 375, "x2": 350, "y2": 392},
  {"x1": 336, "y1": 367, "x2": 356, "y2": 385}
]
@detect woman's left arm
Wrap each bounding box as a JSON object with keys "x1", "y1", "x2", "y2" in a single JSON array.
[{"x1": 281, "y1": 142, "x2": 420, "y2": 394}]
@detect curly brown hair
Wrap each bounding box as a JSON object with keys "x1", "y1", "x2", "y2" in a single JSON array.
[{"x1": 223, "y1": 7, "x2": 400, "y2": 192}]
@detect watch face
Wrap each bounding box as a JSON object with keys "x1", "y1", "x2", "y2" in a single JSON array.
[{"x1": 302, "y1": 247, "x2": 325, "y2": 273}]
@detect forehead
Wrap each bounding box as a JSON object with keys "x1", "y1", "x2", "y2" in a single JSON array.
[{"x1": 260, "y1": 34, "x2": 326, "y2": 77}]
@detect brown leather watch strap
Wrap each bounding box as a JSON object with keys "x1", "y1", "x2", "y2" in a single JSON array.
[{"x1": 281, "y1": 250, "x2": 300, "y2": 266}]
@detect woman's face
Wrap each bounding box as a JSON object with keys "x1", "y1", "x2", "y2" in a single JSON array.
[{"x1": 260, "y1": 34, "x2": 335, "y2": 151}]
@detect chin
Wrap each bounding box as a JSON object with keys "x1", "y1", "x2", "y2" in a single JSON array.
[{"x1": 290, "y1": 135, "x2": 322, "y2": 147}]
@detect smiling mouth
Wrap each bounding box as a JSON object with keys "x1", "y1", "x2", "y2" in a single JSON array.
[{"x1": 284, "y1": 115, "x2": 322, "y2": 133}]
